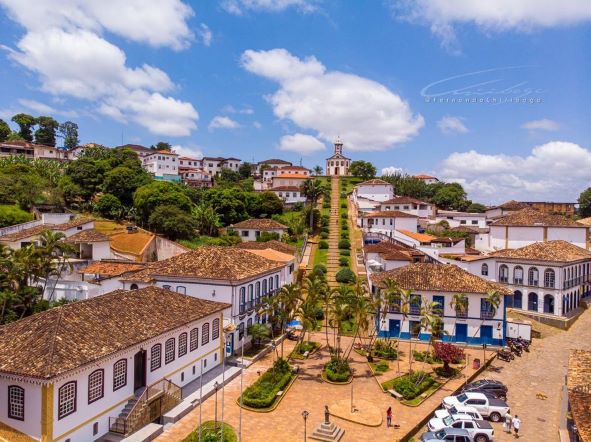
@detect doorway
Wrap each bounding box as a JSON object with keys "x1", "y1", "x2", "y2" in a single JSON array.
[
  {"x1": 455, "y1": 323, "x2": 468, "y2": 342},
  {"x1": 134, "y1": 350, "x2": 147, "y2": 391},
  {"x1": 388, "y1": 319, "x2": 400, "y2": 338}
]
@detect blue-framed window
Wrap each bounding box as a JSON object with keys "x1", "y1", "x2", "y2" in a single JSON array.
[
  {"x1": 433, "y1": 296, "x2": 444, "y2": 316},
  {"x1": 480, "y1": 298, "x2": 495, "y2": 319},
  {"x1": 410, "y1": 295, "x2": 421, "y2": 315}
]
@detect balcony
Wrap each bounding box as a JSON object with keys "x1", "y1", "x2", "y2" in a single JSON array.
[
  {"x1": 409, "y1": 306, "x2": 421, "y2": 316},
  {"x1": 480, "y1": 310, "x2": 495, "y2": 320},
  {"x1": 388, "y1": 304, "x2": 401, "y2": 314},
  {"x1": 499, "y1": 276, "x2": 508, "y2": 283},
  {"x1": 455, "y1": 309, "x2": 468, "y2": 319},
  {"x1": 528, "y1": 279, "x2": 539, "y2": 287}
]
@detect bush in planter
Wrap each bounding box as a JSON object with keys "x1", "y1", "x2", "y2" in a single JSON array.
[
  {"x1": 390, "y1": 371, "x2": 435, "y2": 400},
  {"x1": 340, "y1": 249, "x2": 350, "y2": 256},
  {"x1": 323, "y1": 202, "x2": 330, "y2": 209},
  {"x1": 340, "y1": 232, "x2": 349, "y2": 239},
  {"x1": 434, "y1": 366, "x2": 459, "y2": 378},
  {"x1": 242, "y1": 358, "x2": 292, "y2": 408},
  {"x1": 320, "y1": 232, "x2": 328, "y2": 239},
  {"x1": 340, "y1": 202, "x2": 347, "y2": 209},
  {"x1": 338, "y1": 239, "x2": 351, "y2": 250},
  {"x1": 313, "y1": 264, "x2": 327, "y2": 274},
  {"x1": 336, "y1": 267, "x2": 356, "y2": 284},
  {"x1": 340, "y1": 213, "x2": 348, "y2": 219},
  {"x1": 339, "y1": 257, "x2": 349, "y2": 267},
  {"x1": 373, "y1": 339, "x2": 398, "y2": 360},
  {"x1": 341, "y1": 222, "x2": 348, "y2": 230},
  {"x1": 321, "y1": 226, "x2": 329, "y2": 234},
  {"x1": 319, "y1": 240, "x2": 329, "y2": 249},
  {"x1": 324, "y1": 357, "x2": 351, "y2": 382}
]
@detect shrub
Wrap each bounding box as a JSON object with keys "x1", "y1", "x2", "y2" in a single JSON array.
[
  {"x1": 339, "y1": 257, "x2": 349, "y2": 266},
  {"x1": 321, "y1": 226, "x2": 329, "y2": 234},
  {"x1": 390, "y1": 371, "x2": 435, "y2": 400},
  {"x1": 242, "y1": 358, "x2": 292, "y2": 408},
  {"x1": 375, "y1": 360, "x2": 390, "y2": 373},
  {"x1": 257, "y1": 231, "x2": 280, "y2": 242},
  {"x1": 313, "y1": 264, "x2": 327, "y2": 274},
  {"x1": 0, "y1": 205, "x2": 33, "y2": 228},
  {"x1": 315, "y1": 306, "x2": 325, "y2": 320},
  {"x1": 433, "y1": 342, "x2": 465, "y2": 372},
  {"x1": 338, "y1": 239, "x2": 351, "y2": 250},
  {"x1": 318, "y1": 240, "x2": 329, "y2": 249},
  {"x1": 96, "y1": 193, "x2": 123, "y2": 219},
  {"x1": 340, "y1": 202, "x2": 347, "y2": 209},
  {"x1": 324, "y1": 357, "x2": 351, "y2": 382},
  {"x1": 336, "y1": 268, "x2": 356, "y2": 284},
  {"x1": 340, "y1": 192, "x2": 347, "y2": 199},
  {"x1": 412, "y1": 350, "x2": 440, "y2": 364},
  {"x1": 182, "y1": 421, "x2": 237, "y2": 442},
  {"x1": 373, "y1": 339, "x2": 398, "y2": 360},
  {"x1": 340, "y1": 249, "x2": 350, "y2": 256},
  {"x1": 341, "y1": 223, "x2": 348, "y2": 230},
  {"x1": 320, "y1": 232, "x2": 328, "y2": 239},
  {"x1": 340, "y1": 213, "x2": 348, "y2": 219},
  {"x1": 434, "y1": 366, "x2": 459, "y2": 378},
  {"x1": 341, "y1": 232, "x2": 349, "y2": 239},
  {"x1": 323, "y1": 202, "x2": 330, "y2": 209}
]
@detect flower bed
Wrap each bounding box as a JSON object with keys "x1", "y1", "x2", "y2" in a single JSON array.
[
  {"x1": 369, "y1": 360, "x2": 390, "y2": 376},
  {"x1": 290, "y1": 341, "x2": 320, "y2": 359},
  {"x1": 323, "y1": 357, "x2": 352, "y2": 383},
  {"x1": 241, "y1": 359, "x2": 294, "y2": 409}
]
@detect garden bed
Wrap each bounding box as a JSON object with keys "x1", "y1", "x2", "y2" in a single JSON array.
[
  {"x1": 368, "y1": 360, "x2": 391, "y2": 376},
  {"x1": 290, "y1": 341, "x2": 321, "y2": 360},
  {"x1": 182, "y1": 421, "x2": 237, "y2": 442},
  {"x1": 322, "y1": 358, "x2": 353, "y2": 384},
  {"x1": 381, "y1": 371, "x2": 442, "y2": 406},
  {"x1": 238, "y1": 359, "x2": 296, "y2": 412}
]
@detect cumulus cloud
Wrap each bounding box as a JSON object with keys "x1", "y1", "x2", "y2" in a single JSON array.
[
  {"x1": 241, "y1": 48, "x2": 423, "y2": 151},
  {"x1": 391, "y1": 0, "x2": 591, "y2": 53},
  {"x1": 208, "y1": 116, "x2": 241, "y2": 131},
  {"x1": 221, "y1": 0, "x2": 320, "y2": 15},
  {"x1": 278, "y1": 133, "x2": 325, "y2": 155},
  {"x1": 198, "y1": 23, "x2": 212, "y2": 46},
  {"x1": 171, "y1": 143, "x2": 204, "y2": 159},
  {"x1": 437, "y1": 116, "x2": 468, "y2": 134},
  {"x1": 521, "y1": 118, "x2": 560, "y2": 132},
  {"x1": 0, "y1": 0, "x2": 199, "y2": 136},
  {"x1": 381, "y1": 166, "x2": 404, "y2": 176},
  {"x1": 438, "y1": 141, "x2": 591, "y2": 202}
]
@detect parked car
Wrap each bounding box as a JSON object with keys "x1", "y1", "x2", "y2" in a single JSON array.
[
  {"x1": 434, "y1": 405, "x2": 484, "y2": 421},
  {"x1": 431, "y1": 417, "x2": 494, "y2": 442},
  {"x1": 442, "y1": 392, "x2": 510, "y2": 422},
  {"x1": 429, "y1": 413, "x2": 483, "y2": 432},
  {"x1": 462, "y1": 379, "x2": 508, "y2": 400},
  {"x1": 420, "y1": 427, "x2": 474, "y2": 442}
]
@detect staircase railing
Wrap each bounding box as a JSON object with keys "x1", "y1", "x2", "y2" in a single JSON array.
[{"x1": 109, "y1": 378, "x2": 182, "y2": 436}]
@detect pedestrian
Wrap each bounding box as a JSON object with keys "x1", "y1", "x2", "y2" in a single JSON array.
[
  {"x1": 386, "y1": 406, "x2": 392, "y2": 427},
  {"x1": 503, "y1": 411, "x2": 512, "y2": 433},
  {"x1": 512, "y1": 415, "x2": 521, "y2": 438}
]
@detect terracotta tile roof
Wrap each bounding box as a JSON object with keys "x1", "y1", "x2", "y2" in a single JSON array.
[
  {"x1": 234, "y1": 240, "x2": 297, "y2": 255},
  {"x1": 577, "y1": 217, "x2": 591, "y2": 226},
  {"x1": 259, "y1": 159, "x2": 292, "y2": 165},
  {"x1": 365, "y1": 210, "x2": 418, "y2": 218},
  {"x1": 66, "y1": 229, "x2": 110, "y2": 243},
  {"x1": 364, "y1": 241, "x2": 424, "y2": 261},
  {"x1": 357, "y1": 179, "x2": 390, "y2": 186},
  {"x1": 371, "y1": 262, "x2": 511, "y2": 295},
  {"x1": 382, "y1": 196, "x2": 428, "y2": 205},
  {"x1": 0, "y1": 287, "x2": 230, "y2": 379},
  {"x1": 491, "y1": 240, "x2": 591, "y2": 263},
  {"x1": 491, "y1": 207, "x2": 581, "y2": 227},
  {"x1": 244, "y1": 249, "x2": 294, "y2": 263},
  {"x1": 109, "y1": 231, "x2": 155, "y2": 256},
  {"x1": 274, "y1": 173, "x2": 310, "y2": 179},
  {"x1": 397, "y1": 229, "x2": 437, "y2": 243},
  {"x1": 568, "y1": 350, "x2": 591, "y2": 442},
  {"x1": 414, "y1": 174, "x2": 438, "y2": 180},
  {"x1": 230, "y1": 219, "x2": 288, "y2": 230},
  {"x1": 0, "y1": 224, "x2": 54, "y2": 241},
  {"x1": 270, "y1": 186, "x2": 302, "y2": 191},
  {"x1": 132, "y1": 246, "x2": 284, "y2": 281},
  {"x1": 80, "y1": 261, "x2": 147, "y2": 277},
  {"x1": 451, "y1": 226, "x2": 489, "y2": 234},
  {"x1": 497, "y1": 200, "x2": 528, "y2": 210},
  {"x1": 54, "y1": 217, "x2": 94, "y2": 230},
  {"x1": 279, "y1": 165, "x2": 309, "y2": 171}
]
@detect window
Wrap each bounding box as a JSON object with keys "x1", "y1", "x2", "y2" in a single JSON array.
[
  {"x1": 176, "y1": 286, "x2": 186, "y2": 295},
  {"x1": 202, "y1": 323, "x2": 210, "y2": 345},
  {"x1": 480, "y1": 298, "x2": 495, "y2": 319},
  {"x1": 179, "y1": 333, "x2": 188, "y2": 357},
  {"x1": 256, "y1": 282, "x2": 261, "y2": 304},
  {"x1": 93, "y1": 422, "x2": 99, "y2": 436},
  {"x1": 499, "y1": 265, "x2": 509, "y2": 283},
  {"x1": 239, "y1": 287, "x2": 246, "y2": 314},
  {"x1": 238, "y1": 322, "x2": 245, "y2": 340},
  {"x1": 269, "y1": 277, "x2": 274, "y2": 291},
  {"x1": 544, "y1": 269, "x2": 555, "y2": 288},
  {"x1": 513, "y1": 290, "x2": 523, "y2": 309},
  {"x1": 247, "y1": 318, "x2": 253, "y2": 334},
  {"x1": 528, "y1": 267, "x2": 539, "y2": 286},
  {"x1": 481, "y1": 264, "x2": 488, "y2": 276},
  {"x1": 162, "y1": 284, "x2": 171, "y2": 290},
  {"x1": 113, "y1": 360, "x2": 127, "y2": 391},
  {"x1": 58, "y1": 382, "x2": 77, "y2": 420},
  {"x1": 241, "y1": 230, "x2": 249, "y2": 237},
  {"x1": 513, "y1": 266, "x2": 524, "y2": 285},
  {"x1": 212, "y1": 318, "x2": 220, "y2": 340},
  {"x1": 410, "y1": 294, "x2": 421, "y2": 315},
  {"x1": 130, "y1": 284, "x2": 139, "y2": 290},
  {"x1": 8, "y1": 386, "x2": 24, "y2": 420},
  {"x1": 165, "y1": 338, "x2": 175, "y2": 364},
  {"x1": 275, "y1": 275, "x2": 279, "y2": 289},
  {"x1": 262, "y1": 279, "x2": 267, "y2": 294},
  {"x1": 460, "y1": 220, "x2": 466, "y2": 224},
  {"x1": 433, "y1": 296, "x2": 444, "y2": 316},
  {"x1": 190, "y1": 328, "x2": 199, "y2": 351},
  {"x1": 471, "y1": 220, "x2": 478, "y2": 225},
  {"x1": 150, "y1": 344, "x2": 162, "y2": 371},
  {"x1": 88, "y1": 370, "x2": 104, "y2": 404}
]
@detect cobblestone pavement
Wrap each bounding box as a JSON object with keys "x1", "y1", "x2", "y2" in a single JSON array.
[
  {"x1": 476, "y1": 308, "x2": 591, "y2": 442},
  {"x1": 327, "y1": 177, "x2": 340, "y2": 287}
]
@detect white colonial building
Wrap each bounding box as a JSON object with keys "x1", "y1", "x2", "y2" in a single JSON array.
[
  {"x1": 0, "y1": 287, "x2": 229, "y2": 442},
  {"x1": 363, "y1": 240, "x2": 427, "y2": 276},
  {"x1": 352, "y1": 179, "x2": 395, "y2": 213},
  {"x1": 434, "y1": 210, "x2": 488, "y2": 229},
  {"x1": 371, "y1": 263, "x2": 511, "y2": 346},
  {"x1": 229, "y1": 219, "x2": 288, "y2": 242},
  {"x1": 256, "y1": 159, "x2": 292, "y2": 175},
  {"x1": 142, "y1": 151, "x2": 181, "y2": 182},
  {"x1": 270, "y1": 186, "x2": 307, "y2": 205},
  {"x1": 325, "y1": 138, "x2": 351, "y2": 177},
  {"x1": 379, "y1": 196, "x2": 434, "y2": 218},
  {"x1": 202, "y1": 157, "x2": 242, "y2": 176},
  {"x1": 358, "y1": 210, "x2": 418, "y2": 236}
]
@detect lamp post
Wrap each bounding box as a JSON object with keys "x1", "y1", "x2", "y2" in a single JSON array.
[
  {"x1": 482, "y1": 343, "x2": 488, "y2": 364},
  {"x1": 238, "y1": 333, "x2": 244, "y2": 441},
  {"x1": 302, "y1": 410, "x2": 309, "y2": 441},
  {"x1": 221, "y1": 332, "x2": 227, "y2": 442},
  {"x1": 214, "y1": 381, "x2": 220, "y2": 429},
  {"x1": 350, "y1": 368, "x2": 355, "y2": 413},
  {"x1": 198, "y1": 359, "x2": 203, "y2": 442}
]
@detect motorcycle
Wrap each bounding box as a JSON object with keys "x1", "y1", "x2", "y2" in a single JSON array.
[{"x1": 497, "y1": 349, "x2": 512, "y2": 362}]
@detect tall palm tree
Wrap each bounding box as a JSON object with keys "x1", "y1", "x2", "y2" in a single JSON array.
[
  {"x1": 343, "y1": 282, "x2": 375, "y2": 361},
  {"x1": 317, "y1": 282, "x2": 334, "y2": 349},
  {"x1": 312, "y1": 165, "x2": 323, "y2": 176},
  {"x1": 39, "y1": 230, "x2": 75, "y2": 302},
  {"x1": 301, "y1": 179, "x2": 325, "y2": 228},
  {"x1": 449, "y1": 293, "x2": 468, "y2": 343},
  {"x1": 415, "y1": 300, "x2": 442, "y2": 383},
  {"x1": 276, "y1": 283, "x2": 303, "y2": 357},
  {"x1": 329, "y1": 285, "x2": 354, "y2": 359},
  {"x1": 467, "y1": 290, "x2": 502, "y2": 348}
]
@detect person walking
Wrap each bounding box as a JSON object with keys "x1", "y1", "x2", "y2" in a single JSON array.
[
  {"x1": 512, "y1": 415, "x2": 521, "y2": 438},
  {"x1": 503, "y1": 412, "x2": 513, "y2": 433},
  {"x1": 386, "y1": 407, "x2": 392, "y2": 427}
]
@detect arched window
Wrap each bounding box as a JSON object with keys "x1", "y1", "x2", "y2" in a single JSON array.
[
  {"x1": 528, "y1": 292, "x2": 538, "y2": 312},
  {"x1": 202, "y1": 323, "x2": 210, "y2": 345},
  {"x1": 513, "y1": 266, "x2": 524, "y2": 285},
  {"x1": 212, "y1": 318, "x2": 220, "y2": 340},
  {"x1": 58, "y1": 382, "x2": 77, "y2": 419},
  {"x1": 8, "y1": 385, "x2": 25, "y2": 420},
  {"x1": 150, "y1": 344, "x2": 162, "y2": 371},
  {"x1": 239, "y1": 287, "x2": 246, "y2": 314},
  {"x1": 499, "y1": 265, "x2": 509, "y2": 283},
  {"x1": 528, "y1": 267, "x2": 539, "y2": 286},
  {"x1": 190, "y1": 328, "x2": 199, "y2": 351},
  {"x1": 248, "y1": 284, "x2": 253, "y2": 303},
  {"x1": 544, "y1": 269, "x2": 555, "y2": 288},
  {"x1": 113, "y1": 359, "x2": 127, "y2": 391},
  {"x1": 275, "y1": 275, "x2": 279, "y2": 289},
  {"x1": 165, "y1": 338, "x2": 175, "y2": 364},
  {"x1": 269, "y1": 277, "x2": 274, "y2": 291},
  {"x1": 88, "y1": 370, "x2": 104, "y2": 404},
  {"x1": 130, "y1": 283, "x2": 139, "y2": 290},
  {"x1": 544, "y1": 294, "x2": 555, "y2": 314},
  {"x1": 262, "y1": 279, "x2": 267, "y2": 294},
  {"x1": 481, "y1": 264, "x2": 488, "y2": 276},
  {"x1": 178, "y1": 332, "x2": 188, "y2": 357},
  {"x1": 162, "y1": 284, "x2": 172, "y2": 290},
  {"x1": 247, "y1": 318, "x2": 253, "y2": 334},
  {"x1": 255, "y1": 282, "x2": 261, "y2": 304},
  {"x1": 176, "y1": 286, "x2": 186, "y2": 295},
  {"x1": 513, "y1": 290, "x2": 523, "y2": 309}
]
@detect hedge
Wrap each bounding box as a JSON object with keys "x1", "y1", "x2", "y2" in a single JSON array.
[
  {"x1": 336, "y1": 268, "x2": 356, "y2": 284},
  {"x1": 319, "y1": 240, "x2": 329, "y2": 249},
  {"x1": 341, "y1": 232, "x2": 349, "y2": 239},
  {"x1": 385, "y1": 371, "x2": 435, "y2": 401},
  {"x1": 339, "y1": 257, "x2": 349, "y2": 266},
  {"x1": 340, "y1": 213, "x2": 348, "y2": 219},
  {"x1": 340, "y1": 250, "x2": 350, "y2": 256},
  {"x1": 340, "y1": 202, "x2": 347, "y2": 209},
  {"x1": 313, "y1": 264, "x2": 327, "y2": 274},
  {"x1": 242, "y1": 359, "x2": 293, "y2": 409},
  {"x1": 320, "y1": 232, "x2": 329, "y2": 239},
  {"x1": 338, "y1": 239, "x2": 351, "y2": 250},
  {"x1": 324, "y1": 358, "x2": 351, "y2": 382}
]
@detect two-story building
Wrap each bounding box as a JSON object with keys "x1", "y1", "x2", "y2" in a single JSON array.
[
  {"x1": 202, "y1": 157, "x2": 242, "y2": 175},
  {"x1": 0, "y1": 287, "x2": 229, "y2": 442},
  {"x1": 434, "y1": 210, "x2": 488, "y2": 229},
  {"x1": 371, "y1": 263, "x2": 511, "y2": 345},
  {"x1": 228, "y1": 219, "x2": 288, "y2": 242},
  {"x1": 358, "y1": 210, "x2": 418, "y2": 236},
  {"x1": 0, "y1": 141, "x2": 69, "y2": 161},
  {"x1": 364, "y1": 241, "x2": 426, "y2": 276},
  {"x1": 142, "y1": 151, "x2": 180, "y2": 182},
  {"x1": 352, "y1": 179, "x2": 395, "y2": 213},
  {"x1": 414, "y1": 174, "x2": 439, "y2": 185},
  {"x1": 379, "y1": 196, "x2": 434, "y2": 218},
  {"x1": 270, "y1": 186, "x2": 307, "y2": 205}
]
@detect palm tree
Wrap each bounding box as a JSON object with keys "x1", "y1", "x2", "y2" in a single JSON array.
[
  {"x1": 301, "y1": 179, "x2": 325, "y2": 228},
  {"x1": 449, "y1": 293, "x2": 468, "y2": 343},
  {"x1": 394, "y1": 289, "x2": 413, "y2": 374},
  {"x1": 313, "y1": 165, "x2": 323, "y2": 176},
  {"x1": 343, "y1": 281, "x2": 375, "y2": 361},
  {"x1": 317, "y1": 281, "x2": 334, "y2": 349},
  {"x1": 276, "y1": 283, "x2": 303, "y2": 357},
  {"x1": 39, "y1": 230, "x2": 75, "y2": 302},
  {"x1": 415, "y1": 300, "x2": 443, "y2": 383},
  {"x1": 467, "y1": 290, "x2": 502, "y2": 348},
  {"x1": 329, "y1": 285, "x2": 354, "y2": 359},
  {"x1": 192, "y1": 203, "x2": 221, "y2": 236}
]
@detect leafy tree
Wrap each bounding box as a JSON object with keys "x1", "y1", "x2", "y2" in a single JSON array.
[
  {"x1": 431, "y1": 183, "x2": 469, "y2": 211},
  {"x1": 65, "y1": 159, "x2": 104, "y2": 201},
  {"x1": 0, "y1": 164, "x2": 44, "y2": 210},
  {"x1": 11, "y1": 113, "x2": 36, "y2": 142},
  {"x1": 579, "y1": 187, "x2": 591, "y2": 217},
  {"x1": 102, "y1": 166, "x2": 150, "y2": 206},
  {"x1": 201, "y1": 187, "x2": 248, "y2": 225},
  {"x1": 96, "y1": 194, "x2": 124, "y2": 219},
  {"x1": 216, "y1": 168, "x2": 241, "y2": 184},
  {"x1": 6, "y1": 132, "x2": 24, "y2": 141},
  {"x1": 257, "y1": 231, "x2": 280, "y2": 242},
  {"x1": 301, "y1": 179, "x2": 325, "y2": 228},
  {"x1": 191, "y1": 204, "x2": 221, "y2": 236},
  {"x1": 239, "y1": 162, "x2": 254, "y2": 179},
  {"x1": 58, "y1": 121, "x2": 79, "y2": 149},
  {"x1": 34, "y1": 116, "x2": 59, "y2": 146},
  {"x1": 466, "y1": 203, "x2": 486, "y2": 213},
  {"x1": 348, "y1": 160, "x2": 377, "y2": 180},
  {"x1": 150, "y1": 142, "x2": 172, "y2": 151},
  {"x1": 248, "y1": 323, "x2": 270, "y2": 349},
  {"x1": 313, "y1": 165, "x2": 323, "y2": 176},
  {"x1": 148, "y1": 205, "x2": 197, "y2": 240},
  {"x1": 433, "y1": 342, "x2": 465, "y2": 374},
  {"x1": 0, "y1": 119, "x2": 11, "y2": 142},
  {"x1": 381, "y1": 173, "x2": 431, "y2": 199},
  {"x1": 0, "y1": 205, "x2": 33, "y2": 228},
  {"x1": 335, "y1": 268, "x2": 356, "y2": 284},
  {"x1": 58, "y1": 175, "x2": 84, "y2": 206},
  {"x1": 250, "y1": 191, "x2": 283, "y2": 217},
  {"x1": 133, "y1": 181, "x2": 192, "y2": 222}
]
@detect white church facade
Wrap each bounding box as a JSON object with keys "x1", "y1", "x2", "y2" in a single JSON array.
[{"x1": 326, "y1": 138, "x2": 351, "y2": 176}]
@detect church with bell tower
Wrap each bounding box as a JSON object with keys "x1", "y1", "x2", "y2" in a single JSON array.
[{"x1": 325, "y1": 137, "x2": 351, "y2": 176}]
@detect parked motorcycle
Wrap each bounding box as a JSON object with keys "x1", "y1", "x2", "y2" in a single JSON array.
[{"x1": 497, "y1": 349, "x2": 512, "y2": 362}]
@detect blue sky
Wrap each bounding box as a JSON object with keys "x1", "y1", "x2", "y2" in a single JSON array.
[{"x1": 1, "y1": 0, "x2": 591, "y2": 203}]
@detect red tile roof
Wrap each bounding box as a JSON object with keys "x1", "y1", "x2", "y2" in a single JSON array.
[
  {"x1": 365, "y1": 210, "x2": 418, "y2": 218},
  {"x1": 492, "y1": 207, "x2": 581, "y2": 227},
  {"x1": 230, "y1": 219, "x2": 288, "y2": 230}
]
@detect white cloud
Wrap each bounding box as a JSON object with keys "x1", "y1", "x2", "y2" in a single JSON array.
[
  {"x1": 437, "y1": 115, "x2": 468, "y2": 134},
  {"x1": 198, "y1": 23, "x2": 212, "y2": 46},
  {"x1": 381, "y1": 166, "x2": 404, "y2": 176},
  {"x1": 221, "y1": 0, "x2": 319, "y2": 15},
  {"x1": 208, "y1": 116, "x2": 241, "y2": 131},
  {"x1": 521, "y1": 118, "x2": 560, "y2": 132},
  {"x1": 171, "y1": 143, "x2": 204, "y2": 159},
  {"x1": 0, "y1": 0, "x2": 199, "y2": 137},
  {"x1": 222, "y1": 105, "x2": 254, "y2": 115},
  {"x1": 278, "y1": 133, "x2": 325, "y2": 155},
  {"x1": 438, "y1": 141, "x2": 591, "y2": 203},
  {"x1": 241, "y1": 48, "x2": 423, "y2": 151},
  {"x1": 18, "y1": 98, "x2": 79, "y2": 118},
  {"x1": 392, "y1": 0, "x2": 591, "y2": 53},
  {"x1": 253, "y1": 121, "x2": 262, "y2": 129}
]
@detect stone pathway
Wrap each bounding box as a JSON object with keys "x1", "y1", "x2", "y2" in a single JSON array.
[{"x1": 326, "y1": 177, "x2": 340, "y2": 286}]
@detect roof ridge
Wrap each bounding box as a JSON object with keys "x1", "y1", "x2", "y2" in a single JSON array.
[{"x1": 44, "y1": 307, "x2": 65, "y2": 379}]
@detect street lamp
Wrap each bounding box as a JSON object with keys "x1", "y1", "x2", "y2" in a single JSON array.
[
  {"x1": 214, "y1": 381, "x2": 220, "y2": 429},
  {"x1": 302, "y1": 410, "x2": 309, "y2": 441}
]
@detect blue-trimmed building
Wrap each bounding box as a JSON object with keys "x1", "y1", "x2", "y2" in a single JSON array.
[{"x1": 371, "y1": 262, "x2": 512, "y2": 346}]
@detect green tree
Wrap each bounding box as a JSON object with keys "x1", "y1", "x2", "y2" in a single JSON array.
[
  {"x1": 0, "y1": 164, "x2": 44, "y2": 210},
  {"x1": 96, "y1": 194, "x2": 124, "y2": 219},
  {"x1": 191, "y1": 204, "x2": 221, "y2": 236},
  {"x1": 103, "y1": 166, "x2": 150, "y2": 206},
  {"x1": 348, "y1": 160, "x2": 377, "y2": 180},
  {"x1": 65, "y1": 159, "x2": 104, "y2": 201},
  {"x1": 238, "y1": 162, "x2": 254, "y2": 179},
  {"x1": 0, "y1": 119, "x2": 11, "y2": 142},
  {"x1": 150, "y1": 142, "x2": 172, "y2": 151},
  {"x1": 201, "y1": 188, "x2": 248, "y2": 225},
  {"x1": 467, "y1": 203, "x2": 487, "y2": 213},
  {"x1": 247, "y1": 323, "x2": 270, "y2": 349},
  {"x1": 148, "y1": 205, "x2": 197, "y2": 240},
  {"x1": 34, "y1": 116, "x2": 59, "y2": 146},
  {"x1": 216, "y1": 168, "x2": 241, "y2": 184},
  {"x1": 301, "y1": 178, "x2": 325, "y2": 228},
  {"x1": 0, "y1": 205, "x2": 33, "y2": 228},
  {"x1": 133, "y1": 181, "x2": 192, "y2": 222},
  {"x1": 431, "y1": 183, "x2": 469, "y2": 210},
  {"x1": 58, "y1": 175, "x2": 84, "y2": 206},
  {"x1": 251, "y1": 191, "x2": 283, "y2": 217},
  {"x1": 58, "y1": 121, "x2": 79, "y2": 149},
  {"x1": 578, "y1": 187, "x2": 591, "y2": 217},
  {"x1": 11, "y1": 113, "x2": 36, "y2": 142},
  {"x1": 313, "y1": 165, "x2": 323, "y2": 176}
]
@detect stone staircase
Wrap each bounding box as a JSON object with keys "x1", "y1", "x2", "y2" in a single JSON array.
[{"x1": 326, "y1": 177, "x2": 341, "y2": 287}]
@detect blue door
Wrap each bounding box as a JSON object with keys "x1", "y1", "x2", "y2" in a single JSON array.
[
  {"x1": 455, "y1": 324, "x2": 468, "y2": 342},
  {"x1": 480, "y1": 325, "x2": 493, "y2": 345},
  {"x1": 388, "y1": 319, "x2": 400, "y2": 338}
]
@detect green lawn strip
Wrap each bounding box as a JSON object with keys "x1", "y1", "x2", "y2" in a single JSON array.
[
  {"x1": 368, "y1": 360, "x2": 391, "y2": 376},
  {"x1": 237, "y1": 373, "x2": 298, "y2": 413},
  {"x1": 182, "y1": 421, "x2": 237, "y2": 442},
  {"x1": 380, "y1": 372, "x2": 443, "y2": 407},
  {"x1": 314, "y1": 248, "x2": 328, "y2": 266}
]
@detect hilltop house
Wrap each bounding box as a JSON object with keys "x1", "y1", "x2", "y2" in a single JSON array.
[
  {"x1": 0, "y1": 287, "x2": 229, "y2": 442},
  {"x1": 414, "y1": 174, "x2": 439, "y2": 185},
  {"x1": 228, "y1": 219, "x2": 288, "y2": 242},
  {"x1": 352, "y1": 179, "x2": 395, "y2": 213},
  {"x1": 371, "y1": 263, "x2": 511, "y2": 345},
  {"x1": 0, "y1": 141, "x2": 70, "y2": 161},
  {"x1": 325, "y1": 138, "x2": 351, "y2": 177},
  {"x1": 256, "y1": 159, "x2": 292, "y2": 175},
  {"x1": 270, "y1": 186, "x2": 307, "y2": 205},
  {"x1": 142, "y1": 151, "x2": 181, "y2": 182},
  {"x1": 379, "y1": 196, "x2": 434, "y2": 218},
  {"x1": 358, "y1": 210, "x2": 418, "y2": 236},
  {"x1": 202, "y1": 157, "x2": 241, "y2": 175}
]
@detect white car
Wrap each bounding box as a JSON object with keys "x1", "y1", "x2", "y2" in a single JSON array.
[
  {"x1": 434, "y1": 405, "x2": 484, "y2": 421},
  {"x1": 431, "y1": 417, "x2": 494, "y2": 442},
  {"x1": 429, "y1": 414, "x2": 480, "y2": 432},
  {"x1": 442, "y1": 392, "x2": 510, "y2": 422}
]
